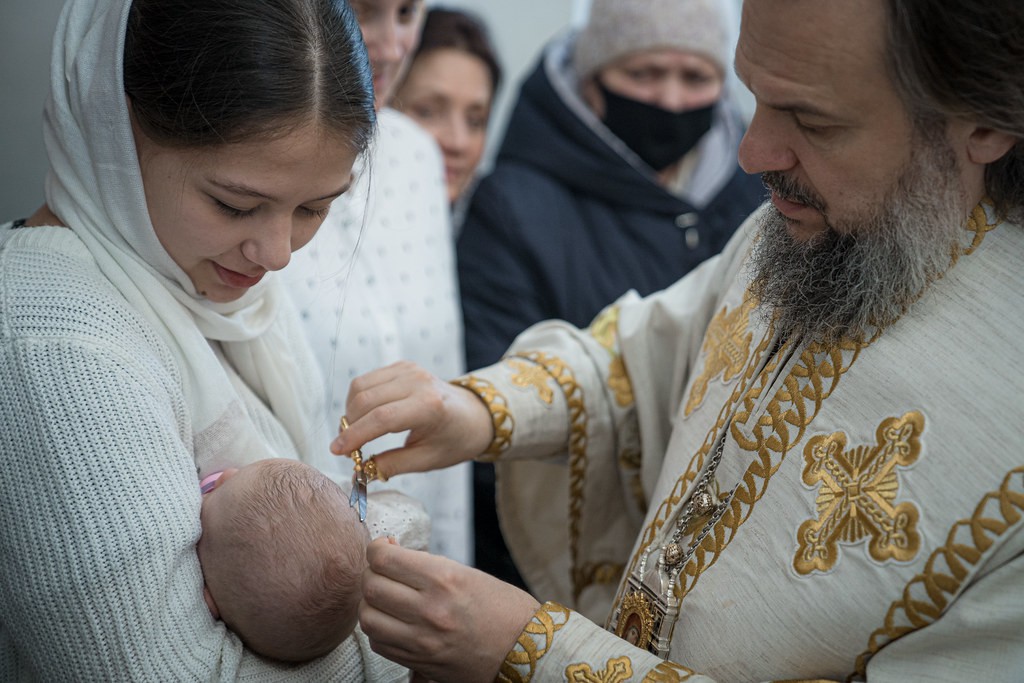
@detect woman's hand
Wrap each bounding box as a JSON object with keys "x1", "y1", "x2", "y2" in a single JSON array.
[
  {"x1": 360, "y1": 538, "x2": 541, "y2": 683},
  {"x1": 331, "y1": 361, "x2": 494, "y2": 480}
]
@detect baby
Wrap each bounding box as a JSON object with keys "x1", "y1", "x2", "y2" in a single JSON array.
[{"x1": 197, "y1": 458, "x2": 429, "y2": 663}]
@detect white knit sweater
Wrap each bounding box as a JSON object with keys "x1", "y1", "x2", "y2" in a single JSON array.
[{"x1": 0, "y1": 225, "x2": 407, "y2": 681}]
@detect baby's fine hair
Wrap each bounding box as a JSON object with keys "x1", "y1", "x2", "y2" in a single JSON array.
[{"x1": 203, "y1": 459, "x2": 369, "y2": 662}]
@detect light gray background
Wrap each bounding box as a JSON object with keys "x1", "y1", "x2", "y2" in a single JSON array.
[{"x1": 0, "y1": 0, "x2": 746, "y2": 221}]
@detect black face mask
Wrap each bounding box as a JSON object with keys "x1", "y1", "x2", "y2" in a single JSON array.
[{"x1": 598, "y1": 81, "x2": 715, "y2": 171}]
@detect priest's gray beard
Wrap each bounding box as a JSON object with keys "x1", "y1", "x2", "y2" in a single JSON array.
[{"x1": 747, "y1": 127, "x2": 966, "y2": 345}]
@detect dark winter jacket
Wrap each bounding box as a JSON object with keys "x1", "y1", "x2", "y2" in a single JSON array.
[{"x1": 458, "y1": 36, "x2": 765, "y2": 371}]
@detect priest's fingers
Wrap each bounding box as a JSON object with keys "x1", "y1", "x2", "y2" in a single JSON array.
[
  {"x1": 332, "y1": 362, "x2": 440, "y2": 454},
  {"x1": 361, "y1": 539, "x2": 540, "y2": 683},
  {"x1": 363, "y1": 536, "x2": 437, "y2": 593},
  {"x1": 357, "y1": 443, "x2": 451, "y2": 481},
  {"x1": 332, "y1": 365, "x2": 493, "y2": 474}
]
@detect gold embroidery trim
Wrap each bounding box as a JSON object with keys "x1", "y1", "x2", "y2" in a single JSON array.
[
  {"x1": 608, "y1": 356, "x2": 635, "y2": 408},
  {"x1": 589, "y1": 304, "x2": 620, "y2": 353},
  {"x1": 684, "y1": 294, "x2": 759, "y2": 417},
  {"x1": 591, "y1": 304, "x2": 643, "y2": 510},
  {"x1": 613, "y1": 322, "x2": 773, "y2": 611},
  {"x1": 642, "y1": 662, "x2": 697, "y2": 682},
  {"x1": 566, "y1": 656, "x2": 633, "y2": 682},
  {"x1": 498, "y1": 602, "x2": 572, "y2": 683},
  {"x1": 507, "y1": 351, "x2": 593, "y2": 602},
  {"x1": 608, "y1": 199, "x2": 998, "y2": 658},
  {"x1": 589, "y1": 304, "x2": 635, "y2": 408},
  {"x1": 675, "y1": 339, "x2": 867, "y2": 602},
  {"x1": 449, "y1": 375, "x2": 513, "y2": 462},
  {"x1": 616, "y1": 328, "x2": 870, "y2": 618},
  {"x1": 849, "y1": 466, "x2": 1024, "y2": 680},
  {"x1": 959, "y1": 198, "x2": 998, "y2": 258},
  {"x1": 795, "y1": 412, "x2": 925, "y2": 575},
  {"x1": 508, "y1": 358, "x2": 556, "y2": 405}
]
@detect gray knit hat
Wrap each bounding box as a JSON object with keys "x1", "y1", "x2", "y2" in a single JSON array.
[{"x1": 573, "y1": 0, "x2": 730, "y2": 79}]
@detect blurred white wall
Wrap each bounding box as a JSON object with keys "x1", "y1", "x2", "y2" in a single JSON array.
[
  {"x1": 0, "y1": 1, "x2": 64, "y2": 221},
  {"x1": 0, "y1": 0, "x2": 746, "y2": 221}
]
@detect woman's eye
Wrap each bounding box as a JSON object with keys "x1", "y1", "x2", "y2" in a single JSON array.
[
  {"x1": 412, "y1": 105, "x2": 438, "y2": 120},
  {"x1": 300, "y1": 206, "x2": 331, "y2": 220},
  {"x1": 214, "y1": 199, "x2": 256, "y2": 218},
  {"x1": 399, "y1": 1, "x2": 422, "y2": 22},
  {"x1": 627, "y1": 70, "x2": 653, "y2": 81}
]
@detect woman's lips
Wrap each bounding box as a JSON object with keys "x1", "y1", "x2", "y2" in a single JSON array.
[
  {"x1": 214, "y1": 263, "x2": 264, "y2": 289},
  {"x1": 445, "y1": 166, "x2": 463, "y2": 184}
]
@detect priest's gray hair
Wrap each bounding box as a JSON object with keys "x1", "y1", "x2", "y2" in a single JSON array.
[{"x1": 885, "y1": 0, "x2": 1024, "y2": 220}]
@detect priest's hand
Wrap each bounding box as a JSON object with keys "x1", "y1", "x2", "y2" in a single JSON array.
[
  {"x1": 331, "y1": 361, "x2": 494, "y2": 480},
  {"x1": 360, "y1": 538, "x2": 540, "y2": 683}
]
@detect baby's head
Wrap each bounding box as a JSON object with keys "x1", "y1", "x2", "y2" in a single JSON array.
[{"x1": 197, "y1": 458, "x2": 369, "y2": 662}]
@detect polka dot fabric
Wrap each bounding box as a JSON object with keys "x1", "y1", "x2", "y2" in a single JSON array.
[{"x1": 286, "y1": 109, "x2": 471, "y2": 564}]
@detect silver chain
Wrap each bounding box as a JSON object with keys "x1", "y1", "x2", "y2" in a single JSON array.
[
  {"x1": 670, "y1": 428, "x2": 729, "y2": 545},
  {"x1": 652, "y1": 423, "x2": 736, "y2": 582}
]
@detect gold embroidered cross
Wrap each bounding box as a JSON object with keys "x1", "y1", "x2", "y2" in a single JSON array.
[
  {"x1": 684, "y1": 296, "x2": 757, "y2": 416},
  {"x1": 794, "y1": 412, "x2": 924, "y2": 575},
  {"x1": 566, "y1": 656, "x2": 633, "y2": 683},
  {"x1": 508, "y1": 358, "x2": 555, "y2": 404}
]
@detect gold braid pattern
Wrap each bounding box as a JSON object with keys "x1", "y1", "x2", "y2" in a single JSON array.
[
  {"x1": 497, "y1": 602, "x2": 572, "y2": 683},
  {"x1": 506, "y1": 351, "x2": 594, "y2": 602},
  {"x1": 849, "y1": 466, "x2": 1024, "y2": 681},
  {"x1": 588, "y1": 305, "x2": 636, "y2": 408},
  {"x1": 614, "y1": 324, "x2": 776, "y2": 611},
  {"x1": 450, "y1": 375, "x2": 514, "y2": 461},
  {"x1": 675, "y1": 338, "x2": 867, "y2": 602}
]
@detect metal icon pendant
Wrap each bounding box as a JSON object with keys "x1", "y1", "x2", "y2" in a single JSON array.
[{"x1": 612, "y1": 554, "x2": 680, "y2": 659}]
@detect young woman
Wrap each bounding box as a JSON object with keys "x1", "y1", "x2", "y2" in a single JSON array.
[
  {"x1": 0, "y1": 0, "x2": 403, "y2": 678},
  {"x1": 394, "y1": 7, "x2": 503, "y2": 207}
]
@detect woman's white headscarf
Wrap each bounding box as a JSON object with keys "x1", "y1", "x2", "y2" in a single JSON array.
[{"x1": 41, "y1": 0, "x2": 327, "y2": 469}]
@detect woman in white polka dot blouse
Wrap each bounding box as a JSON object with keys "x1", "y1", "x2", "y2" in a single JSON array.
[{"x1": 285, "y1": 0, "x2": 471, "y2": 565}]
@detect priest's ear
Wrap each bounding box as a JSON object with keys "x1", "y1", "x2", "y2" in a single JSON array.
[{"x1": 966, "y1": 126, "x2": 1017, "y2": 165}]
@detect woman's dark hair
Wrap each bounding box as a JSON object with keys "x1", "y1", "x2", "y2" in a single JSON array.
[
  {"x1": 124, "y1": 0, "x2": 375, "y2": 153},
  {"x1": 885, "y1": 0, "x2": 1024, "y2": 218},
  {"x1": 411, "y1": 7, "x2": 502, "y2": 100}
]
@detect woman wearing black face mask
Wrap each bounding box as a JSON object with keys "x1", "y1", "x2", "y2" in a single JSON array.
[{"x1": 457, "y1": 0, "x2": 764, "y2": 592}]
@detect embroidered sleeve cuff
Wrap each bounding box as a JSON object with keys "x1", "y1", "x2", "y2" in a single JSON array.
[
  {"x1": 497, "y1": 602, "x2": 571, "y2": 683},
  {"x1": 497, "y1": 602, "x2": 711, "y2": 682},
  {"x1": 449, "y1": 374, "x2": 514, "y2": 461},
  {"x1": 451, "y1": 356, "x2": 573, "y2": 463}
]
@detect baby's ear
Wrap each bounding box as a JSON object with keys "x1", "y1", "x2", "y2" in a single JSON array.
[{"x1": 203, "y1": 586, "x2": 220, "y2": 619}]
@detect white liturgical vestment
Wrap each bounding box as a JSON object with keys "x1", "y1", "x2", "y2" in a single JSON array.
[{"x1": 459, "y1": 203, "x2": 1024, "y2": 682}]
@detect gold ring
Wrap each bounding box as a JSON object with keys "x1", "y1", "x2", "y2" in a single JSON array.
[
  {"x1": 363, "y1": 459, "x2": 378, "y2": 482},
  {"x1": 340, "y1": 415, "x2": 350, "y2": 432}
]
